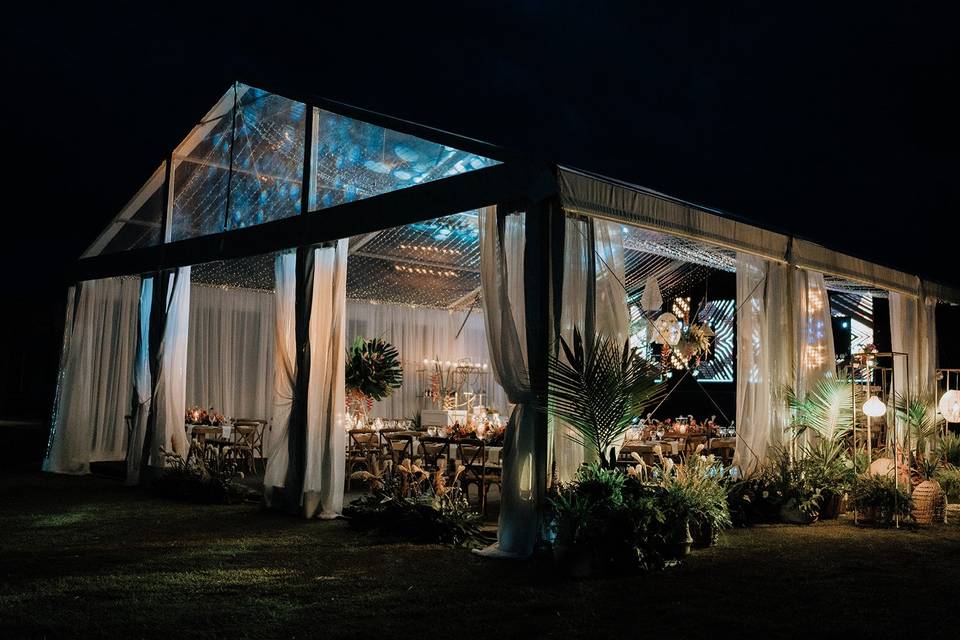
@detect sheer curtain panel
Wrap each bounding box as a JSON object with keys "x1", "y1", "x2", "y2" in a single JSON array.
[{"x1": 45, "y1": 277, "x2": 139, "y2": 474}]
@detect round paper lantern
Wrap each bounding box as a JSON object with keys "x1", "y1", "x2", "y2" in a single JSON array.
[
  {"x1": 653, "y1": 312, "x2": 682, "y2": 346},
  {"x1": 862, "y1": 395, "x2": 887, "y2": 418},
  {"x1": 939, "y1": 390, "x2": 960, "y2": 423}
]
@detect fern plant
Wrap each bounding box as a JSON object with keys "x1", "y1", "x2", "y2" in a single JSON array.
[{"x1": 544, "y1": 328, "x2": 664, "y2": 468}]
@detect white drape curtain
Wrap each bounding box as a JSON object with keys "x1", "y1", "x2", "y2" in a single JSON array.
[
  {"x1": 264, "y1": 253, "x2": 296, "y2": 492},
  {"x1": 125, "y1": 277, "x2": 154, "y2": 484},
  {"x1": 551, "y1": 217, "x2": 591, "y2": 482},
  {"x1": 186, "y1": 284, "x2": 275, "y2": 425},
  {"x1": 594, "y1": 220, "x2": 630, "y2": 345},
  {"x1": 890, "y1": 290, "x2": 938, "y2": 407},
  {"x1": 733, "y1": 257, "x2": 836, "y2": 475},
  {"x1": 477, "y1": 206, "x2": 541, "y2": 558},
  {"x1": 153, "y1": 267, "x2": 192, "y2": 461},
  {"x1": 345, "y1": 301, "x2": 509, "y2": 419},
  {"x1": 45, "y1": 277, "x2": 139, "y2": 474},
  {"x1": 793, "y1": 269, "x2": 837, "y2": 398},
  {"x1": 733, "y1": 254, "x2": 773, "y2": 476},
  {"x1": 303, "y1": 241, "x2": 349, "y2": 519}
]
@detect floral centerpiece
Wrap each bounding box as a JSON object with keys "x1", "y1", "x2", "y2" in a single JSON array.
[{"x1": 185, "y1": 406, "x2": 227, "y2": 426}]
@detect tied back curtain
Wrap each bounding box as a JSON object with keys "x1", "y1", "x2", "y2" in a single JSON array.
[
  {"x1": 186, "y1": 284, "x2": 275, "y2": 428},
  {"x1": 153, "y1": 267, "x2": 192, "y2": 461},
  {"x1": 126, "y1": 277, "x2": 154, "y2": 484},
  {"x1": 551, "y1": 216, "x2": 592, "y2": 482},
  {"x1": 477, "y1": 205, "x2": 541, "y2": 558},
  {"x1": 264, "y1": 253, "x2": 296, "y2": 493},
  {"x1": 45, "y1": 277, "x2": 139, "y2": 474},
  {"x1": 265, "y1": 243, "x2": 348, "y2": 519},
  {"x1": 345, "y1": 301, "x2": 510, "y2": 419},
  {"x1": 303, "y1": 240, "x2": 349, "y2": 519}
]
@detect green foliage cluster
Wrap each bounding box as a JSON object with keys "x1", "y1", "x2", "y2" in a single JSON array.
[
  {"x1": 345, "y1": 336, "x2": 403, "y2": 401},
  {"x1": 154, "y1": 442, "x2": 259, "y2": 504}
]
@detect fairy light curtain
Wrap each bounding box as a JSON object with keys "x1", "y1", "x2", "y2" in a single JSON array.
[{"x1": 45, "y1": 277, "x2": 139, "y2": 474}]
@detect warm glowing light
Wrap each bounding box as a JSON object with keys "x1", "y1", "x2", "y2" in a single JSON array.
[
  {"x1": 862, "y1": 395, "x2": 887, "y2": 418},
  {"x1": 939, "y1": 390, "x2": 960, "y2": 423}
]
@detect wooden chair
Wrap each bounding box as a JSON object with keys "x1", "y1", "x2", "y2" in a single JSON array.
[
  {"x1": 418, "y1": 436, "x2": 451, "y2": 472},
  {"x1": 346, "y1": 429, "x2": 381, "y2": 490},
  {"x1": 381, "y1": 432, "x2": 415, "y2": 466},
  {"x1": 233, "y1": 418, "x2": 266, "y2": 459},
  {"x1": 456, "y1": 439, "x2": 501, "y2": 514},
  {"x1": 684, "y1": 435, "x2": 708, "y2": 457},
  {"x1": 230, "y1": 424, "x2": 261, "y2": 474}
]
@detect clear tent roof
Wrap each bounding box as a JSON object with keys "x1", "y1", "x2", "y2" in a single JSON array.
[{"x1": 84, "y1": 82, "x2": 498, "y2": 258}]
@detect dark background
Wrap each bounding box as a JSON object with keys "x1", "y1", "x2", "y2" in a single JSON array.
[{"x1": 2, "y1": 2, "x2": 958, "y2": 425}]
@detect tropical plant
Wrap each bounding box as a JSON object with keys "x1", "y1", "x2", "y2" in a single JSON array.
[
  {"x1": 786, "y1": 376, "x2": 854, "y2": 444},
  {"x1": 798, "y1": 439, "x2": 855, "y2": 518},
  {"x1": 850, "y1": 474, "x2": 912, "y2": 527},
  {"x1": 934, "y1": 466, "x2": 960, "y2": 501},
  {"x1": 896, "y1": 393, "x2": 943, "y2": 456},
  {"x1": 748, "y1": 446, "x2": 823, "y2": 523},
  {"x1": 345, "y1": 336, "x2": 403, "y2": 401},
  {"x1": 647, "y1": 447, "x2": 732, "y2": 548},
  {"x1": 549, "y1": 462, "x2": 666, "y2": 574},
  {"x1": 936, "y1": 433, "x2": 960, "y2": 467},
  {"x1": 344, "y1": 457, "x2": 483, "y2": 546},
  {"x1": 545, "y1": 328, "x2": 664, "y2": 467}
]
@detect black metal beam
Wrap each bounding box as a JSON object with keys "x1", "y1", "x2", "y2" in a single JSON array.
[{"x1": 70, "y1": 160, "x2": 557, "y2": 283}]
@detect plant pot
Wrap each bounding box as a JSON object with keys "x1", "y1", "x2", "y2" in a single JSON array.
[
  {"x1": 690, "y1": 519, "x2": 719, "y2": 548},
  {"x1": 819, "y1": 491, "x2": 843, "y2": 520},
  {"x1": 779, "y1": 498, "x2": 817, "y2": 525},
  {"x1": 553, "y1": 542, "x2": 598, "y2": 578},
  {"x1": 660, "y1": 522, "x2": 693, "y2": 559},
  {"x1": 913, "y1": 479, "x2": 942, "y2": 525}
]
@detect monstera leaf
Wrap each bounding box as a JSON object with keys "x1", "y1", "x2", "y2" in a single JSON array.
[{"x1": 345, "y1": 337, "x2": 403, "y2": 401}]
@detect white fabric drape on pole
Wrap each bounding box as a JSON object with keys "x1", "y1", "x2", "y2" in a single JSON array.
[
  {"x1": 44, "y1": 277, "x2": 139, "y2": 475},
  {"x1": 551, "y1": 216, "x2": 591, "y2": 482},
  {"x1": 303, "y1": 241, "x2": 349, "y2": 519},
  {"x1": 890, "y1": 289, "x2": 938, "y2": 403},
  {"x1": 733, "y1": 254, "x2": 773, "y2": 476},
  {"x1": 125, "y1": 277, "x2": 154, "y2": 484},
  {"x1": 264, "y1": 253, "x2": 296, "y2": 494},
  {"x1": 793, "y1": 269, "x2": 837, "y2": 399},
  {"x1": 186, "y1": 284, "x2": 275, "y2": 424},
  {"x1": 594, "y1": 220, "x2": 629, "y2": 345},
  {"x1": 153, "y1": 267, "x2": 192, "y2": 461},
  {"x1": 477, "y1": 206, "x2": 539, "y2": 558},
  {"x1": 345, "y1": 301, "x2": 509, "y2": 419}
]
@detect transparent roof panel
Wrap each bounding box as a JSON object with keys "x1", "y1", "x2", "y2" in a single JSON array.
[
  {"x1": 170, "y1": 84, "x2": 305, "y2": 242},
  {"x1": 309, "y1": 108, "x2": 498, "y2": 211},
  {"x1": 83, "y1": 163, "x2": 167, "y2": 257}
]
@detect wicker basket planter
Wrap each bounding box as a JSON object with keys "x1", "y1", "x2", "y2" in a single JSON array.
[{"x1": 912, "y1": 479, "x2": 943, "y2": 525}]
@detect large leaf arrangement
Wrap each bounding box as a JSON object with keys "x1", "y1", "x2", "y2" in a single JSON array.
[
  {"x1": 345, "y1": 337, "x2": 403, "y2": 401},
  {"x1": 546, "y1": 328, "x2": 664, "y2": 468}
]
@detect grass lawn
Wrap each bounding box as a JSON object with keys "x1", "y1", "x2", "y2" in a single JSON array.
[{"x1": 2, "y1": 472, "x2": 960, "y2": 639}]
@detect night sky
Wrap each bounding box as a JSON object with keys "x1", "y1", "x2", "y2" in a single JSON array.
[{"x1": 2, "y1": 2, "x2": 958, "y2": 416}]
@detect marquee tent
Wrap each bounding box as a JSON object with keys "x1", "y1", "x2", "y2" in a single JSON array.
[{"x1": 45, "y1": 81, "x2": 958, "y2": 558}]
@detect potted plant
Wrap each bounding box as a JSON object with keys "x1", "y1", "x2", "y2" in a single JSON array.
[
  {"x1": 911, "y1": 454, "x2": 944, "y2": 525},
  {"x1": 345, "y1": 336, "x2": 403, "y2": 424},
  {"x1": 850, "y1": 475, "x2": 912, "y2": 527},
  {"x1": 543, "y1": 328, "x2": 663, "y2": 468}
]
